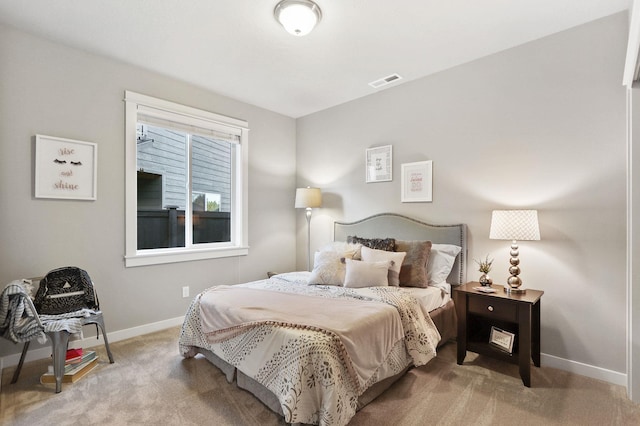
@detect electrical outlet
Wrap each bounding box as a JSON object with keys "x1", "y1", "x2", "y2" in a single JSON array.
[{"x1": 182, "y1": 286, "x2": 189, "y2": 298}]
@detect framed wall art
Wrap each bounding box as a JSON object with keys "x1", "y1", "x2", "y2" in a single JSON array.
[
  {"x1": 35, "y1": 134, "x2": 97, "y2": 200},
  {"x1": 366, "y1": 145, "x2": 392, "y2": 183},
  {"x1": 401, "y1": 160, "x2": 432, "y2": 202},
  {"x1": 489, "y1": 326, "x2": 515, "y2": 353}
]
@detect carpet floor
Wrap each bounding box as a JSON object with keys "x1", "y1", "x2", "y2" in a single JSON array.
[{"x1": 2, "y1": 326, "x2": 639, "y2": 425}]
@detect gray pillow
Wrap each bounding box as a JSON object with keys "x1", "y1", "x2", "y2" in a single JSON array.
[{"x1": 347, "y1": 235, "x2": 396, "y2": 252}]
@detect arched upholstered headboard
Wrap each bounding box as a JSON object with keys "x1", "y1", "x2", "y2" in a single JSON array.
[{"x1": 334, "y1": 213, "x2": 467, "y2": 285}]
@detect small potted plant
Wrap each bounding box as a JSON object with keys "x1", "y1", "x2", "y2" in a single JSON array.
[{"x1": 475, "y1": 255, "x2": 493, "y2": 286}]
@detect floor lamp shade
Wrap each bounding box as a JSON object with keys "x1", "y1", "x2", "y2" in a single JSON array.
[
  {"x1": 489, "y1": 210, "x2": 540, "y2": 293},
  {"x1": 295, "y1": 187, "x2": 322, "y2": 209},
  {"x1": 295, "y1": 187, "x2": 322, "y2": 271}
]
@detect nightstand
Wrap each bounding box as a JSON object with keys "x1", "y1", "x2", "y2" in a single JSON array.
[{"x1": 454, "y1": 282, "x2": 543, "y2": 387}]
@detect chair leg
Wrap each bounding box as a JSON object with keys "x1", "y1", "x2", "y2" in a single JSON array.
[
  {"x1": 10, "y1": 341, "x2": 30, "y2": 384},
  {"x1": 48, "y1": 331, "x2": 70, "y2": 393},
  {"x1": 94, "y1": 316, "x2": 114, "y2": 364}
]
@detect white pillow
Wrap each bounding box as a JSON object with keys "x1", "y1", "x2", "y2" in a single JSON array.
[
  {"x1": 360, "y1": 246, "x2": 406, "y2": 287},
  {"x1": 343, "y1": 259, "x2": 390, "y2": 288},
  {"x1": 428, "y1": 244, "x2": 462, "y2": 285},
  {"x1": 317, "y1": 241, "x2": 362, "y2": 260},
  {"x1": 308, "y1": 242, "x2": 362, "y2": 286},
  {"x1": 308, "y1": 251, "x2": 346, "y2": 285}
]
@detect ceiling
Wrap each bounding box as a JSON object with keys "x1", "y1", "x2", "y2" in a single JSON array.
[{"x1": 0, "y1": 0, "x2": 630, "y2": 118}]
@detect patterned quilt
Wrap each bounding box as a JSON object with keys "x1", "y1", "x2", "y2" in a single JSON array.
[{"x1": 179, "y1": 272, "x2": 441, "y2": 426}]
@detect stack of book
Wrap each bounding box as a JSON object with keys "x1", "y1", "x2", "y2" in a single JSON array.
[{"x1": 40, "y1": 348, "x2": 99, "y2": 384}]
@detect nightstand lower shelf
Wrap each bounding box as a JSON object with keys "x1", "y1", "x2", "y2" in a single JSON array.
[
  {"x1": 467, "y1": 316, "x2": 519, "y2": 361},
  {"x1": 467, "y1": 342, "x2": 516, "y2": 363}
]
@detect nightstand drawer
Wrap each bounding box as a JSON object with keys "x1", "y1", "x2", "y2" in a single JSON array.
[{"x1": 468, "y1": 297, "x2": 517, "y2": 322}]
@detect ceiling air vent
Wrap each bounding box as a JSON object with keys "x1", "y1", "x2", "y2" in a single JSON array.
[{"x1": 368, "y1": 73, "x2": 403, "y2": 89}]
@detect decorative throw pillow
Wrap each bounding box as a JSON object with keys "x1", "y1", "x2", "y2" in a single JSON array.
[
  {"x1": 395, "y1": 240, "x2": 432, "y2": 288},
  {"x1": 360, "y1": 246, "x2": 406, "y2": 287},
  {"x1": 317, "y1": 241, "x2": 362, "y2": 260},
  {"x1": 347, "y1": 235, "x2": 396, "y2": 252},
  {"x1": 308, "y1": 251, "x2": 348, "y2": 286},
  {"x1": 343, "y1": 259, "x2": 390, "y2": 288},
  {"x1": 428, "y1": 244, "x2": 462, "y2": 285}
]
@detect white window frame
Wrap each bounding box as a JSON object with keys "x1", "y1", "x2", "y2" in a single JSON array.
[{"x1": 124, "y1": 91, "x2": 249, "y2": 267}]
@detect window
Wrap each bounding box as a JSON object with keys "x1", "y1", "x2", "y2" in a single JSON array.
[{"x1": 124, "y1": 91, "x2": 249, "y2": 267}]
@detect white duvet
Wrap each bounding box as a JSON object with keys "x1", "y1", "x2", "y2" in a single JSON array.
[{"x1": 179, "y1": 272, "x2": 441, "y2": 426}]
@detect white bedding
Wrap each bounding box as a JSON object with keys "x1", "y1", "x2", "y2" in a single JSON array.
[
  {"x1": 262, "y1": 271, "x2": 450, "y2": 313},
  {"x1": 403, "y1": 283, "x2": 451, "y2": 312},
  {"x1": 179, "y1": 271, "x2": 442, "y2": 426}
]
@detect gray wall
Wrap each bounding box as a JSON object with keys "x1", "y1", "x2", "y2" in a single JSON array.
[
  {"x1": 0, "y1": 12, "x2": 630, "y2": 380},
  {"x1": 296, "y1": 13, "x2": 628, "y2": 374},
  {"x1": 0, "y1": 24, "x2": 297, "y2": 357}
]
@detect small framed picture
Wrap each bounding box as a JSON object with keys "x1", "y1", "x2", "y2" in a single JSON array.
[
  {"x1": 35, "y1": 134, "x2": 98, "y2": 200},
  {"x1": 366, "y1": 145, "x2": 392, "y2": 183},
  {"x1": 489, "y1": 326, "x2": 515, "y2": 353},
  {"x1": 401, "y1": 160, "x2": 432, "y2": 202}
]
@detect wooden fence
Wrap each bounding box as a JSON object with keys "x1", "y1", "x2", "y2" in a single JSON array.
[{"x1": 137, "y1": 207, "x2": 230, "y2": 249}]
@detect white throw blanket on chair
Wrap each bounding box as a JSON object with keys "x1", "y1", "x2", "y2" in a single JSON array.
[{"x1": 0, "y1": 280, "x2": 46, "y2": 344}]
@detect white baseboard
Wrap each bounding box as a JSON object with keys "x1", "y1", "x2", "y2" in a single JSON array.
[
  {"x1": 541, "y1": 352, "x2": 627, "y2": 387},
  {"x1": 1, "y1": 317, "x2": 626, "y2": 391},
  {"x1": 0, "y1": 316, "x2": 185, "y2": 369}
]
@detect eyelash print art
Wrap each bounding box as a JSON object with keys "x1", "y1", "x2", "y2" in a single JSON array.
[
  {"x1": 54, "y1": 159, "x2": 67, "y2": 164},
  {"x1": 70, "y1": 161, "x2": 82, "y2": 166}
]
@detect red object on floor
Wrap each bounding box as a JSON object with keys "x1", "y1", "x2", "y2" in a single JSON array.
[{"x1": 65, "y1": 348, "x2": 83, "y2": 363}]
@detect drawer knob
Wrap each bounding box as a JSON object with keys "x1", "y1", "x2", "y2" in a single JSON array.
[{"x1": 488, "y1": 305, "x2": 494, "y2": 312}]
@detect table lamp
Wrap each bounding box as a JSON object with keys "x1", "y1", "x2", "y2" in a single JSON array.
[{"x1": 489, "y1": 210, "x2": 540, "y2": 294}]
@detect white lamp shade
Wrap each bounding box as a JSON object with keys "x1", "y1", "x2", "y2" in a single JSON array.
[
  {"x1": 274, "y1": 0, "x2": 322, "y2": 36},
  {"x1": 295, "y1": 187, "x2": 322, "y2": 208},
  {"x1": 489, "y1": 210, "x2": 540, "y2": 241}
]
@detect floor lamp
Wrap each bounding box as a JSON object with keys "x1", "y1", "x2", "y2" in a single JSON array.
[{"x1": 295, "y1": 187, "x2": 322, "y2": 271}]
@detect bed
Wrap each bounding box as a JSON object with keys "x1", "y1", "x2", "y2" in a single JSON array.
[{"x1": 179, "y1": 213, "x2": 467, "y2": 426}]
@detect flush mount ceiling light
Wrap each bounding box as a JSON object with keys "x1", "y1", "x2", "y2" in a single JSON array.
[{"x1": 274, "y1": 0, "x2": 322, "y2": 36}]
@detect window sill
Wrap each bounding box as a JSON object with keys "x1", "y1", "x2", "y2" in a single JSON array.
[{"x1": 124, "y1": 246, "x2": 249, "y2": 267}]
